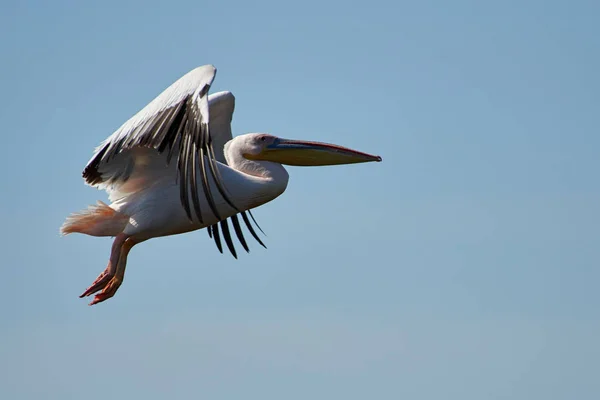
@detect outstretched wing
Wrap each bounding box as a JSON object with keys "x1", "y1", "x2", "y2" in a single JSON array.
[
  {"x1": 205, "y1": 91, "x2": 267, "y2": 258},
  {"x1": 83, "y1": 65, "x2": 239, "y2": 224}
]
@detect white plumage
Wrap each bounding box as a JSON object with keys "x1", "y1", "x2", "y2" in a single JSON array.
[{"x1": 62, "y1": 64, "x2": 382, "y2": 306}]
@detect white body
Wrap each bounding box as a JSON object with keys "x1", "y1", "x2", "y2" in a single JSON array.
[{"x1": 108, "y1": 147, "x2": 289, "y2": 241}]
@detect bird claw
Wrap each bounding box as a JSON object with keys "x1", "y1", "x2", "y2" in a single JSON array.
[
  {"x1": 79, "y1": 264, "x2": 123, "y2": 305},
  {"x1": 88, "y1": 276, "x2": 123, "y2": 306},
  {"x1": 79, "y1": 269, "x2": 112, "y2": 298}
]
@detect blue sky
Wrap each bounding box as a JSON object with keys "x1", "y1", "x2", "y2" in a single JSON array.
[{"x1": 1, "y1": 0, "x2": 599, "y2": 398}]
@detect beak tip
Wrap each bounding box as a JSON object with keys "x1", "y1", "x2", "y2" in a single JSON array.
[{"x1": 376, "y1": 156, "x2": 382, "y2": 162}]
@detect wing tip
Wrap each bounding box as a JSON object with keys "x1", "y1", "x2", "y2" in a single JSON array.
[
  {"x1": 82, "y1": 143, "x2": 109, "y2": 185},
  {"x1": 187, "y1": 64, "x2": 217, "y2": 80}
]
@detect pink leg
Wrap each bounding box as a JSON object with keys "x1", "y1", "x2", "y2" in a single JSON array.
[
  {"x1": 79, "y1": 233, "x2": 136, "y2": 305},
  {"x1": 88, "y1": 238, "x2": 136, "y2": 305}
]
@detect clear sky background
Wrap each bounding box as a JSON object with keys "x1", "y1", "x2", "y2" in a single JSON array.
[{"x1": 1, "y1": 0, "x2": 599, "y2": 399}]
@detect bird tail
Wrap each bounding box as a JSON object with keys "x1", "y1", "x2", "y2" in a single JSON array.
[{"x1": 60, "y1": 201, "x2": 129, "y2": 237}]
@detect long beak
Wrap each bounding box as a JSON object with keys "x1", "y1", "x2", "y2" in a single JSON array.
[{"x1": 259, "y1": 138, "x2": 382, "y2": 166}]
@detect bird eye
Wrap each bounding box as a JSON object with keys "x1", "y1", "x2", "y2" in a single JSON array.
[{"x1": 260, "y1": 136, "x2": 267, "y2": 142}]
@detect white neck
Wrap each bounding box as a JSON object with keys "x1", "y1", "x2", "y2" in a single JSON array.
[{"x1": 220, "y1": 140, "x2": 290, "y2": 211}]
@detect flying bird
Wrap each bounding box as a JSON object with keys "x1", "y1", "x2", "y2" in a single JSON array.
[{"x1": 61, "y1": 64, "x2": 382, "y2": 306}]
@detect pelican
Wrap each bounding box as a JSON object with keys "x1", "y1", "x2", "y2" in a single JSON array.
[{"x1": 61, "y1": 65, "x2": 382, "y2": 306}]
